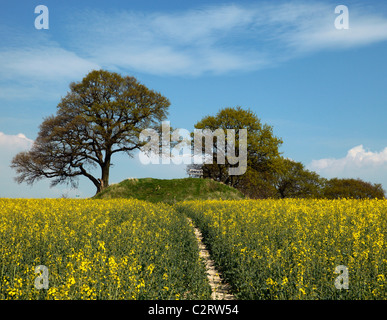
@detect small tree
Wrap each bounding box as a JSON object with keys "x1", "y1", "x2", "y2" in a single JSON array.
[
  {"x1": 189, "y1": 106, "x2": 283, "y2": 190},
  {"x1": 11, "y1": 70, "x2": 170, "y2": 194},
  {"x1": 274, "y1": 158, "x2": 326, "y2": 198}
]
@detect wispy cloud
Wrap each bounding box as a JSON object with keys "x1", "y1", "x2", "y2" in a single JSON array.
[
  {"x1": 64, "y1": 2, "x2": 387, "y2": 76},
  {"x1": 0, "y1": 29, "x2": 100, "y2": 101},
  {"x1": 284, "y1": 7, "x2": 387, "y2": 53},
  {"x1": 1, "y1": 1, "x2": 387, "y2": 96},
  {"x1": 63, "y1": 4, "x2": 269, "y2": 75},
  {"x1": 0, "y1": 47, "x2": 99, "y2": 81}
]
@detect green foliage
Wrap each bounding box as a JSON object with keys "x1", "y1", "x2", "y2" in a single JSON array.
[
  {"x1": 233, "y1": 167, "x2": 278, "y2": 199},
  {"x1": 322, "y1": 178, "x2": 385, "y2": 199},
  {"x1": 188, "y1": 107, "x2": 386, "y2": 200},
  {"x1": 274, "y1": 158, "x2": 326, "y2": 199},
  {"x1": 10, "y1": 72, "x2": 386, "y2": 201},
  {"x1": 93, "y1": 178, "x2": 244, "y2": 203},
  {"x1": 11, "y1": 70, "x2": 170, "y2": 194},
  {"x1": 190, "y1": 106, "x2": 283, "y2": 189}
]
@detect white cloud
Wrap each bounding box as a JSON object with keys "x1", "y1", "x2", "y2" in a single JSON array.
[
  {"x1": 64, "y1": 5, "x2": 276, "y2": 75},
  {"x1": 0, "y1": 132, "x2": 93, "y2": 198},
  {"x1": 0, "y1": 132, "x2": 34, "y2": 151},
  {"x1": 63, "y1": 2, "x2": 387, "y2": 76},
  {"x1": 0, "y1": 29, "x2": 100, "y2": 101},
  {"x1": 0, "y1": 132, "x2": 34, "y2": 190},
  {"x1": 1, "y1": 2, "x2": 387, "y2": 81},
  {"x1": 65, "y1": 6, "x2": 268, "y2": 76},
  {"x1": 308, "y1": 145, "x2": 387, "y2": 190},
  {"x1": 287, "y1": 12, "x2": 387, "y2": 53},
  {"x1": 0, "y1": 47, "x2": 99, "y2": 81},
  {"x1": 310, "y1": 145, "x2": 387, "y2": 171}
]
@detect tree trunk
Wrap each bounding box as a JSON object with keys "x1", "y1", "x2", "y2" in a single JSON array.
[
  {"x1": 96, "y1": 180, "x2": 103, "y2": 195},
  {"x1": 100, "y1": 154, "x2": 111, "y2": 192}
]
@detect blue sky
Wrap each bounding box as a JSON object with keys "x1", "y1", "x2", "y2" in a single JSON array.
[{"x1": 1, "y1": 0, "x2": 387, "y2": 198}]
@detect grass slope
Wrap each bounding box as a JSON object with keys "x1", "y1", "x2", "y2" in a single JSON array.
[{"x1": 93, "y1": 178, "x2": 244, "y2": 203}]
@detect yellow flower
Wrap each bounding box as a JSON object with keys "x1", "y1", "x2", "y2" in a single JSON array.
[
  {"x1": 266, "y1": 278, "x2": 276, "y2": 286},
  {"x1": 377, "y1": 274, "x2": 385, "y2": 282},
  {"x1": 299, "y1": 288, "x2": 306, "y2": 295},
  {"x1": 67, "y1": 277, "x2": 76, "y2": 286},
  {"x1": 98, "y1": 241, "x2": 106, "y2": 252},
  {"x1": 147, "y1": 264, "x2": 155, "y2": 275}
]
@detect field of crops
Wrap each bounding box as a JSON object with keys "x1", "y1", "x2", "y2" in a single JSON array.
[
  {"x1": 1, "y1": 198, "x2": 386, "y2": 300},
  {"x1": 177, "y1": 199, "x2": 387, "y2": 300},
  {"x1": 0, "y1": 199, "x2": 211, "y2": 299}
]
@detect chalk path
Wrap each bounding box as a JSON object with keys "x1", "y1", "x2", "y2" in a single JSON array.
[{"x1": 187, "y1": 217, "x2": 235, "y2": 300}]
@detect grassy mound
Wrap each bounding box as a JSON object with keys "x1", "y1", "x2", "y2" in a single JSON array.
[{"x1": 93, "y1": 178, "x2": 244, "y2": 203}]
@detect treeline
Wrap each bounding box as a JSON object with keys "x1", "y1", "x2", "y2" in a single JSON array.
[
  {"x1": 237, "y1": 161, "x2": 385, "y2": 199},
  {"x1": 188, "y1": 107, "x2": 385, "y2": 200},
  {"x1": 11, "y1": 70, "x2": 385, "y2": 199}
]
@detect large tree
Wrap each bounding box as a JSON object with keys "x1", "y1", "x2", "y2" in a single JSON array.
[
  {"x1": 189, "y1": 106, "x2": 283, "y2": 190},
  {"x1": 11, "y1": 70, "x2": 170, "y2": 194}
]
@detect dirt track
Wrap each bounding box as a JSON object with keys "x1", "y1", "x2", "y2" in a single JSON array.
[{"x1": 187, "y1": 217, "x2": 235, "y2": 300}]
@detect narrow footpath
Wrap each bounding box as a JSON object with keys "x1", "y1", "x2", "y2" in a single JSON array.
[{"x1": 187, "y1": 217, "x2": 235, "y2": 300}]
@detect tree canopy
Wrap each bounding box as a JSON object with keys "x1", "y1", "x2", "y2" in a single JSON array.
[
  {"x1": 10, "y1": 71, "x2": 386, "y2": 199},
  {"x1": 322, "y1": 178, "x2": 385, "y2": 199},
  {"x1": 189, "y1": 106, "x2": 283, "y2": 190},
  {"x1": 11, "y1": 70, "x2": 170, "y2": 194},
  {"x1": 187, "y1": 107, "x2": 385, "y2": 200},
  {"x1": 273, "y1": 158, "x2": 326, "y2": 199}
]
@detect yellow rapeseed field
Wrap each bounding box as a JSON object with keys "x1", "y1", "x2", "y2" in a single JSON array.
[
  {"x1": 177, "y1": 199, "x2": 387, "y2": 300},
  {"x1": 0, "y1": 199, "x2": 211, "y2": 300},
  {"x1": 1, "y1": 198, "x2": 386, "y2": 300}
]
